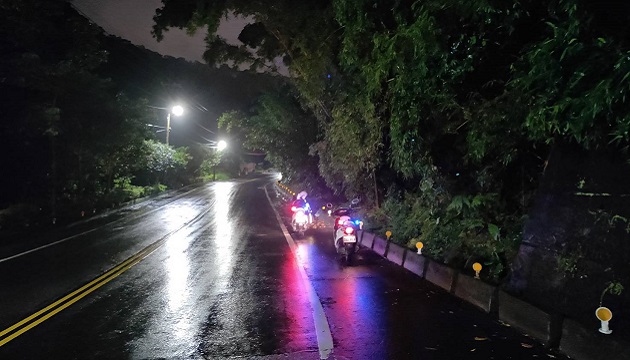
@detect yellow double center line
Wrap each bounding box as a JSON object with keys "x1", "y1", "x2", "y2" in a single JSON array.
[
  {"x1": 0, "y1": 239, "x2": 162, "y2": 347},
  {"x1": 0, "y1": 206, "x2": 211, "y2": 347}
]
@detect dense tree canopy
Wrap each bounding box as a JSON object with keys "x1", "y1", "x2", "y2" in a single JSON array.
[
  {"x1": 152, "y1": 0, "x2": 630, "y2": 279},
  {"x1": 218, "y1": 88, "x2": 323, "y2": 188},
  {"x1": 0, "y1": 0, "x2": 266, "y2": 227},
  {"x1": 0, "y1": 0, "x2": 150, "y2": 219}
]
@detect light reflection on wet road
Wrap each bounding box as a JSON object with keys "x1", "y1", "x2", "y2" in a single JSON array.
[{"x1": 0, "y1": 175, "x2": 569, "y2": 359}]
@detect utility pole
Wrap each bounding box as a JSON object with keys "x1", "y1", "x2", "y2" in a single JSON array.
[{"x1": 166, "y1": 112, "x2": 171, "y2": 145}]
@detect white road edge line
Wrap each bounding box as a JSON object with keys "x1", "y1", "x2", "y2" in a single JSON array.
[
  {"x1": 0, "y1": 185, "x2": 206, "y2": 264},
  {"x1": 0, "y1": 228, "x2": 100, "y2": 264},
  {"x1": 264, "y1": 185, "x2": 334, "y2": 360}
]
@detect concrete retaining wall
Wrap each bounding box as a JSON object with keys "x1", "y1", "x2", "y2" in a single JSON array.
[
  {"x1": 454, "y1": 274, "x2": 497, "y2": 314},
  {"x1": 360, "y1": 232, "x2": 375, "y2": 248},
  {"x1": 424, "y1": 260, "x2": 457, "y2": 292},
  {"x1": 372, "y1": 236, "x2": 388, "y2": 256},
  {"x1": 403, "y1": 251, "x2": 427, "y2": 278},
  {"x1": 385, "y1": 242, "x2": 406, "y2": 266},
  {"x1": 498, "y1": 291, "x2": 561, "y2": 347},
  {"x1": 356, "y1": 230, "x2": 630, "y2": 359}
]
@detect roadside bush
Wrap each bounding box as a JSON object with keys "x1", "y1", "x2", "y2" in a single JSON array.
[
  {"x1": 366, "y1": 178, "x2": 447, "y2": 244},
  {"x1": 200, "y1": 170, "x2": 231, "y2": 182},
  {"x1": 102, "y1": 177, "x2": 145, "y2": 204},
  {"x1": 143, "y1": 183, "x2": 167, "y2": 196},
  {"x1": 199, "y1": 158, "x2": 218, "y2": 178},
  {"x1": 0, "y1": 203, "x2": 41, "y2": 230},
  {"x1": 366, "y1": 179, "x2": 523, "y2": 281},
  {"x1": 98, "y1": 177, "x2": 168, "y2": 208}
]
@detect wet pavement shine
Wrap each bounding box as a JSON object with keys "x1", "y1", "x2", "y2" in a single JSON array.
[{"x1": 0, "y1": 174, "x2": 568, "y2": 359}]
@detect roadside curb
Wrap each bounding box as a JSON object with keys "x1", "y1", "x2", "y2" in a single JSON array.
[
  {"x1": 355, "y1": 234, "x2": 630, "y2": 360},
  {"x1": 385, "y1": 241, "x2": 406, "y2": 266},
  {"x1": 425, "y1": 258, "x2": 458, "y2": 293},
  {"x1": 403, "y1": 251, "x2": 427, "y2": 278},
  {"x1": 454, "y1": 273, "x2": 497, "y2": 314},
  {"x1": 560, "y1": 318, "x2": 630, "y2": 360},
  {"x1": 360, "y1": 231, "x2": 375, "y2": 249},
  {"x1": 372, "y1": 236, "x2": 388, "y2": 256},
  {"x1": 498, "y1": 290, "x2": 562, "y2": 347},
  {"x1": 274, "y1": 182, "x2": 295, "y2": 202}
]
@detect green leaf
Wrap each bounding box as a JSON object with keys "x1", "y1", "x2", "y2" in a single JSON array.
[{"x1": 488, "y1": 223, "x2": 500, "y2": 240}]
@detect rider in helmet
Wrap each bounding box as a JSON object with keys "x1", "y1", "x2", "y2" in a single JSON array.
[{"x1": 291, "y1": 191, "x2": 313, "y2": 224}]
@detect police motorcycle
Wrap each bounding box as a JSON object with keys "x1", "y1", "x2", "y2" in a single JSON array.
[
  {"x1": 333, "y1": 208, "x2": 363, "y2": 264},
  {"x1": 290, "y1": 191, "x2": 312, "y2": 237}
]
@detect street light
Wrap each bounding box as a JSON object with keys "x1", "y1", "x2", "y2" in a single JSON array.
[
  {"x1": 213, "y1": 140, "x2": 227, "y2": 181},
  {"x1": 166, "y1": 105, "x2": 184, "y2": 145}
]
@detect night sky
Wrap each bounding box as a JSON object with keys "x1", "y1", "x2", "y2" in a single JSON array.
[{"x1": 71, "y1": 0, "x2": 250, "y2": 63}]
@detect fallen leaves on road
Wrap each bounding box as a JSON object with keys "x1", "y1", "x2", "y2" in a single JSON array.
[
  {"x1": 474, "y1": 337, "x2": 489, "y2": 341},
  {"x1": 521, "y1": 343, "x2": 534, "y2": 348}
]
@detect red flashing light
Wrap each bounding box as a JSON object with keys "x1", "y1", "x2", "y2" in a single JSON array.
[{"x1": 291, "y1": 206, "x2": 297, "y2": 212}]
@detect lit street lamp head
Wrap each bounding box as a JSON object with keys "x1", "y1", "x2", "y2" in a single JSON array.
[
  {"x1": 171, "y1": 105, "x2": 184, "y2": 116},
  {"x1": 217, "y1": 140, "x2": 227, "y2": 151}
]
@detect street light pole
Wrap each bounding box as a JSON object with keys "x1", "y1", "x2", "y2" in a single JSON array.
[
  {"x1": 165, "y1": 105, "x2": 184, "y2": 146},
  {"x1": 166, "y1": 112, "x2": 171, "y2": 145},
  {"x1": 213, "y1": 140, "x2": 228, "y2": 181}
]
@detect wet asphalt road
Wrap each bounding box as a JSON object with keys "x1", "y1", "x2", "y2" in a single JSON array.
[{"x1": 0, "y1": 174, "x2": 568, "y2": 359}]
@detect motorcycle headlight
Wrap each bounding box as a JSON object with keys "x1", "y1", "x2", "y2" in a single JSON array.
[{"x1": 296, "y1": 212, "x2": 308, "y2": 223}]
